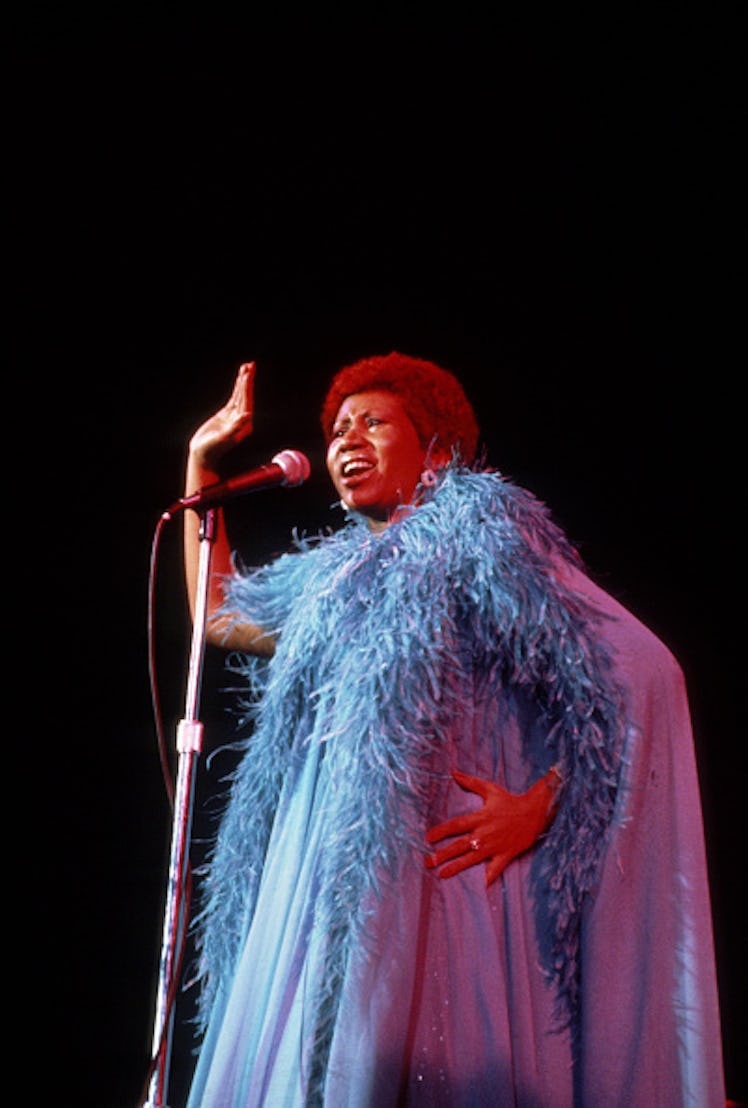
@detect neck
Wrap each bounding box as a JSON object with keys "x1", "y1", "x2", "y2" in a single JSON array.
[{"x1": 363, "y1": 502, "x2": 417, "y2": 533}]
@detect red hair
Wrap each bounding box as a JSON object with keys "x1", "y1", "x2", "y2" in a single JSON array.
[{"x1": 320, "y1": 352, "x2": 479, "y2": 464}]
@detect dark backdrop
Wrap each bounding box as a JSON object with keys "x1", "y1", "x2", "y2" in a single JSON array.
[{"x1": 11, "y1": 12, "x2": 744, "y2": 1105}]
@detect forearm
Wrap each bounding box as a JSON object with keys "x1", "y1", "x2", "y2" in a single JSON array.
[
  {"x1": 183, "y1": 454, "x2": 232, "y2": 629},
  {"x1": 183, "y1": 451, "x2": 274, "y2": 657}
]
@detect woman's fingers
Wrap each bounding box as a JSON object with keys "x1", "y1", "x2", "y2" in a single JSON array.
[
  {"x1": 425, "y1": 811, "x2": 476, "y2": 845},
  {"x1": 452, "y1": 769, "x2": 495, "y2": 799},
  {"x1": 227, "y1": 362, "x2": 255, "y2": 433},
  {"x1": 425, "y1": 834, "x2": 487, "y2": 876},
  {"x1": 424, "y1": 766, "x2": 557, "y2": 884},
  {"x1": 188, "y1": 362, "x2": 258, "y2": 466},
  {"x1": 234, "y1": 362, "x2": 255, "y2": 408},
  {"x1": 484, "y1": 852, "x2": 512, "y2": 887}
]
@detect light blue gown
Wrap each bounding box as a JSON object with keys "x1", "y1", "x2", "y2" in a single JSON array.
[{"x1": 186, "y1": 470, "x2": 724, "y2": 1106}]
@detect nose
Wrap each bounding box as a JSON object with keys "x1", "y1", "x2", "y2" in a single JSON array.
[{"x1": 337, "y1": 420, "x2": 367, "y2": 450}]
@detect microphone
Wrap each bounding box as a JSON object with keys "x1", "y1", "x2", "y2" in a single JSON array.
[{"x1": 164, "y1": 449, "x2": 311, "y2": 517}]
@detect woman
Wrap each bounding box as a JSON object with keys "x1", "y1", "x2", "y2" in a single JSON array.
[{"x1": 183, "y1": 354, "x2": 724, "y2": 1106}]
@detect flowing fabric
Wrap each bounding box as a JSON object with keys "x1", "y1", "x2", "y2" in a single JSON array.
[{"x1": 186, "y1": 469, "x2": 724, "y2": 1106}]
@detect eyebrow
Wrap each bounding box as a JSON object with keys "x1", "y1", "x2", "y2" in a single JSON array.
[{"x1": 333, "y1": 405, "x2": 389, "y2": 428}]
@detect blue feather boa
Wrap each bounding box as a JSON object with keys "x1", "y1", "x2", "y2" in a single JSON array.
[{"x1": 192, "y1": 466, "x2": 626, "y2": 1072}]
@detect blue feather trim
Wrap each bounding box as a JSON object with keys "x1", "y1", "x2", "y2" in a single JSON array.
[{"x1": 191, "y1": 465, "x2": 626, "y2": 1089}]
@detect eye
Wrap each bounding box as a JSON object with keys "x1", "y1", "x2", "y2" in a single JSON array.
[{"x1": 366, "y1": 416, "x2": 383, "y2": 428}]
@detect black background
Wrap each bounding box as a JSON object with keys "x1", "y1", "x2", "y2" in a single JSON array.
[{"x1": 10, "y1": 10, "x2": 745, "y2": 1106}]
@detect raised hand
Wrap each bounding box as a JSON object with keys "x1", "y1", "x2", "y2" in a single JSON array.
[
  {"x1": 189, "y1": 361, "x2": 256, "y2": 470},
  {"x1": 183, "y1": 361, "x2": 274, "y2": 654},
  {"x1": 425, "y1": 768, "x2": 561, "y2": 887}
]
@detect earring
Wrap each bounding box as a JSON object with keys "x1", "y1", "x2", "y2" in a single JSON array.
[{"x1": 420, "y1": 468, "x2": 437, "y2": 487}]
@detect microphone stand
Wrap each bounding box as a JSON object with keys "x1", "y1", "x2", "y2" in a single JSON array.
[{"x1": 144, "y1": 507, "x2": 216, "y2": 1108}]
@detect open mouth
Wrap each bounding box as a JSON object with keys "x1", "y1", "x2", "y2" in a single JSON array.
[{"x1": 341, "y1": 458, "x2": 376, "y2": 481}]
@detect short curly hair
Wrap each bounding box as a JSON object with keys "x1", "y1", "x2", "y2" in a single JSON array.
[{"x1": 320, "y1": 351, "x2": 480, "y2": 464}]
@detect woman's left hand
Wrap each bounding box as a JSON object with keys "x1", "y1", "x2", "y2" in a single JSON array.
[{"x1": 425, "y1": 768, "x2": 560, "y2": 887}]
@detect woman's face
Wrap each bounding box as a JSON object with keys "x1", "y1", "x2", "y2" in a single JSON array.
[{"x1": 326, "y1": 390, "x2": 429, "y2": 528}]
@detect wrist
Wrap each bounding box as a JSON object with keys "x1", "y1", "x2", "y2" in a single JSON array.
[
  {"x1": 540, "y1": 765, "x2": 563, "y2": 824},
  {"x1": 185, "y1": 452, "x2": 220, "y2": 496},
  {"x1": 546, "y1": 764, "x2": 563, "y2": 792}
]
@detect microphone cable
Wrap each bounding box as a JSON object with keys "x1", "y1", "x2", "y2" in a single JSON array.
[{"x1": 148, "y1": 512, "x2": 175, "y2": 809}]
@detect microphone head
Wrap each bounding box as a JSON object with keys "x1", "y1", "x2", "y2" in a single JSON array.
[{"x1": 272, "y1": 449, "x2": 311, "y2": 487}]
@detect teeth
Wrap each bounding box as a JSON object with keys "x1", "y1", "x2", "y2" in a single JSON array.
[{"x1": 342, "y1": 460, "x2": 373, "y2": 477}]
